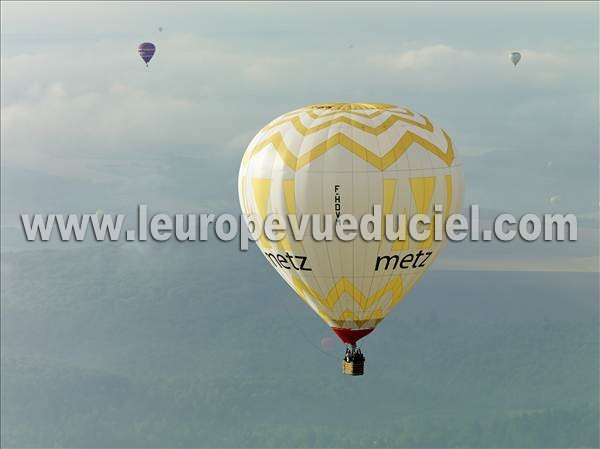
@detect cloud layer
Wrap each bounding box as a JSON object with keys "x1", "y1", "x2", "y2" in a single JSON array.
[{"x1": 1, "y1": 2, "x2": 598, "y2": 271}]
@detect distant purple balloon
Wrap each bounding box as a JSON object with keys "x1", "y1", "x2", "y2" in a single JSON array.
[
  {"x1": 138, "y1": 42, "x2": 156, "y2": 66},
  {"x1": 320, "y1": 337, "x2": 336, "y2": 351}
]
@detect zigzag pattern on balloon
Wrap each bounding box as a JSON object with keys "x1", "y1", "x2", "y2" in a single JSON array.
[
  {"x1": 277, "y1": 102, "x2": 396, "y2": 120},
  {"x1": 242, "y1": 129, "x2": 455, "y2": 170},
  {"x1": 291, "y1": 275, "x2": 405, "y2": 315},
  {"x1": 274, "y1": 108, "x2": 388, "y2": 122},
  {"x1": 331, "y1": 310, "x2": 385, "y2": 329},
  {"x1": 261, "y1": 108, "x2": 434, "y2": 134},
  {"x1": 304, "y1": 109, "x2": 388, "y2": 120},
  {"x1": 239, "y1": 103, "x2": 464, "y2": 338}
]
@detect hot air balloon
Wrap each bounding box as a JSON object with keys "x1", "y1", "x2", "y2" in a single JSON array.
[
  {"x1": 138, "y1": 42, "x2": 156, "y2": 67},
  {"x1": 238, "y1": 103, "x2": 464, "y2": 375},
  {"x1": 320, "y1": 337, "x2": 336, "y2": 351},
  {"x1": 510, "y1": 51, "x2": 522, "y2": 67}
]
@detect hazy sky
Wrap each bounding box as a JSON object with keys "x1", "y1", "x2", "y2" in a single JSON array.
[{"x1": 1, "y1": 1, "x2": 598, "y2": 270}]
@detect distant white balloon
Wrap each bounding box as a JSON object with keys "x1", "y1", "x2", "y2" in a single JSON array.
[
  {"x1": 510, "y1": 52, "x2": 522, "y2": 67},
  {"x1": 95, "y1": 209, "x2": 104, "y2": 218}
]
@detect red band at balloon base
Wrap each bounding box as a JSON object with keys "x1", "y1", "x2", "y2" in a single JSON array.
[{"x1": 331, "y1": 327, "x2": 374, "y2": 345}]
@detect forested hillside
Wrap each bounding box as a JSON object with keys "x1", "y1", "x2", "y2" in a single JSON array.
[{"x1": 1, "y1": 243, "x2": 598, "y2": 447}]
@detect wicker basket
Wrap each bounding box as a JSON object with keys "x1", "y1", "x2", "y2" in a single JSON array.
[{"x1": 342, "y1": 358, "x2": 365, "y2": 376}]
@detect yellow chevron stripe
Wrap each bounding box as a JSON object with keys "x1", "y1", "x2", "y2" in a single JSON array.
[
  {"x1": 261, "y1": 107, "x2": 432, "y2": 134},
  {"x1": 329, "y1": 316, "x2": 384, "y2": 328},
  {"x1": 390, "y1": 209, "x2": 409, "y2": 251},
  {"x1": 265, "y1": 112, "x2": 434, "y2": 137},
  {"x1": 243, "y1": 129, "x2": 455, "y2": 170},
  {"x1": 264, "y1": 105, "x2": 393, "y2": 126},
  {"x1": 445, "y1": 174, "x2": 453, "y2": 222},
  {"x1": 339, "y1": 308, "x2": 386, "y2": 321},
  {"x1": 410, "y1": 176, "x2": 436, "y2": 249},
  {"x1": 306, "y1": 109, "x2": 388, "y2": 120},
  {"x1": 382, "y1": 178, "x2": 396, "y2": 239},
  {"x1": 306, "y1": 106, "x2": 417, "y2": 120},
  {"x1": 251, "y1": 178, "x2": 272, "y2": 248},
  {"x1": 291, "y1": 275, "x2": 404, "y2": 312},
  {"x1": 335, "y1": 309, "x2": 385, "y2": 328},
  {"x1": 273, "y1": 179, "x2": 297, "y2": 253},
  {"x1": 382, "y1": 178, "x2": 410, "y2": 251},
  {"x1": 283, "y1": 179, "x2": 296, "y2": 214},
  {"x1": 309, "y1": 102, "x2": 395, "y2": 111}
]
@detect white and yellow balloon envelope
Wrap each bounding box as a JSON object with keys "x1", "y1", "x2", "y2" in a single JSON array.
[{"x1": 239, "y1": 103, "x2": 464, "y2": 347}]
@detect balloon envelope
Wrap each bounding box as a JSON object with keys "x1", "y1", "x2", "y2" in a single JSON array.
[
  {"x1": 510, "y1": 52, "x2": 522, "y2": 66},
  {"x1": 138, "y1": 42, "x2": 156, "y2": 65},
  {"x1": 239, "y1": 103, "x2": 464, "y2": 345}
]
